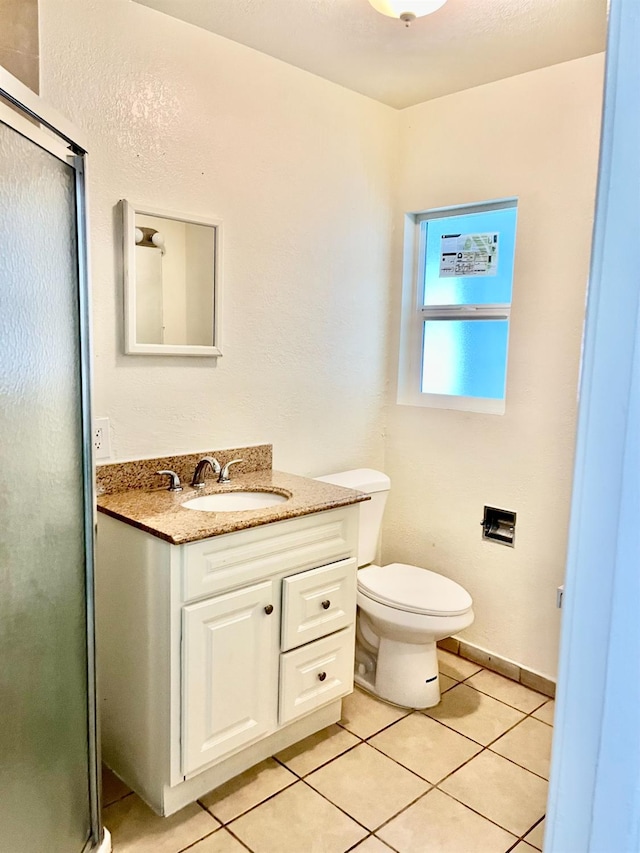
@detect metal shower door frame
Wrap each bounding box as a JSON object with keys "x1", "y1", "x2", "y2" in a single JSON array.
[{"x1": 0, "y1": 67, "x2": 103, "y2": 853}]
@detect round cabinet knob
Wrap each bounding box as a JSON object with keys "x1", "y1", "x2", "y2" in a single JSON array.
[
  {"x1": 321, "y1": 600, "x2": 331, "y2": 610},
  {"x1": 318, "y1": 671, "x2": 327, "y2": 682},
  {"x1": 264, "y1": 604, "x2": 274, "y2": 615}
]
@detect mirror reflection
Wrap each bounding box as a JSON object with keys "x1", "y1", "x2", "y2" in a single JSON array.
[{"x1": 123, "y1": 201, "x2": 222, "y2": 357}]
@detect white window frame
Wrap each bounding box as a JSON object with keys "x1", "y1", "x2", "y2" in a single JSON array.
[{"x1": 397, "y1": 198, "x2": 517, "y2": 415}]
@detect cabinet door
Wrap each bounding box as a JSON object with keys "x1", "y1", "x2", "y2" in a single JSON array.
[{"x1": 182, "y1": 581, "x2": 278, "y2": 775}]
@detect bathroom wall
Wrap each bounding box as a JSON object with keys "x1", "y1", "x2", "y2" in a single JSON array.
[
  {"x1": 383, "y1": 55, "x2": 605, "y2": 679},
  {"x1": 37, "y1": 0, "x2": 605, "y2": 679},
  {"x1": 0, "y1": 0, "x2": 39, "y2": 92},
  {"x1": 38, "y1": 0, "x2": 396, "y2": 473}
]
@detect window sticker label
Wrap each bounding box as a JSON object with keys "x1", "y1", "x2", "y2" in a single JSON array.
[{"x1": 439, "y1": 232, "x2": 499, "y2": 277}]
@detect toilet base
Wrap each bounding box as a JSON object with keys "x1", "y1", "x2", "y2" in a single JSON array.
[
  {"x1": 376, "y1": 637, "x2": 441, "y2": 708},
  {"x1": 354, "y1": 634, "x2": 441, "y2": 709}
]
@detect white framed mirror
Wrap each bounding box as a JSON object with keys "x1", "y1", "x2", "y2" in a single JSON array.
[{"x1": 122, "y1": 200, "x2": 222, "y2": 356}]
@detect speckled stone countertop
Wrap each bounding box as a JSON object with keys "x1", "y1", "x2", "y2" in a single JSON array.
[{"x1": 97, "y1": 453, "x2": 368, "y2": 545}]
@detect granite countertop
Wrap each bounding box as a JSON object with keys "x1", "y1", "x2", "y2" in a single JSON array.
[{"x1": 96, "y1": 469, "x2": 368, "y2": 545}]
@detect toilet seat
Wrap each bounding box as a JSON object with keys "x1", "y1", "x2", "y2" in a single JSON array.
[{"x1": 358, "y1": 563, "x2": 472, "y2": 617}]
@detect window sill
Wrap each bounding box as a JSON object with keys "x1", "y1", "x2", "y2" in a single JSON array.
[{"x1": 396, "y1": 392, "x2": 505, "y2": 415}]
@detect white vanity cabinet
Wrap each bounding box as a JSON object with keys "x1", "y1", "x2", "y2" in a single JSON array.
[{"x1": 96, "y1": 504, "x2": 359, "y2": 816}]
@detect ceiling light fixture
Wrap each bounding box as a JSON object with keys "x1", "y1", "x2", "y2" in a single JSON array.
[{"x1": 367, "y1": 0, "x2": 448, "y2": 26}]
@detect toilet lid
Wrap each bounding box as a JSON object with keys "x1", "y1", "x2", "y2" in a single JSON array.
[{"x1": 358, "y1": 563, "x2": 472, "y2": 616}]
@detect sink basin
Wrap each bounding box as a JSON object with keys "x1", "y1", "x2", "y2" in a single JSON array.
[{"x1": 182, "y1": 491, "x2": 289, "y2": 513}]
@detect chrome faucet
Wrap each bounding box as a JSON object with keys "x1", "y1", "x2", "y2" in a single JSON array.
[
  {"x1": 191, "y1": 456, "x2": 221, "y2": 488},
  {"x1": 218, "y1": 458, "x2": 243, "y2": 483}
]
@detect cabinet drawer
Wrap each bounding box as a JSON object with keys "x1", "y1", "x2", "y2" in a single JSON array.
[
  {"x1": 281, "y1": 558, "x2": 357, "y2": 651},
  {"x1": 279, "y1": 628, "x2": 355, "y2": 725},
  {"x1": 181, "y1": 508, "x2": 357, "y2": 604}
]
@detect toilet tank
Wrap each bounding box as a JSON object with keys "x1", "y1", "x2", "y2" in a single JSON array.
[{"x1": 314, "y1": 469, "x2": 390, "y2": 567}]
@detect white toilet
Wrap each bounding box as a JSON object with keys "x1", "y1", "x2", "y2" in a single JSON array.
[{"x1": 316, "y1": 469, "x2": 474, "y2": 709}]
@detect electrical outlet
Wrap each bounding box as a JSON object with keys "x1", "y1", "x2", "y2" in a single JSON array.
[{"x1": 93, "y1": 417, "x2": 111, "y2": 460}]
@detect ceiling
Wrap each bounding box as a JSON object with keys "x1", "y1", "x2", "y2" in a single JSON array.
[{"x1": 133, "y1": 0, "x2": 607, "y2": 109}]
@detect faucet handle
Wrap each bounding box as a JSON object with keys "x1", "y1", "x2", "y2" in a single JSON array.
[
  {"x1": 157, "y1": 470, "x2": 183, "y2": 492},
  {"x1": 219, "y1": 458, "x2": 243, "y2": 483}
]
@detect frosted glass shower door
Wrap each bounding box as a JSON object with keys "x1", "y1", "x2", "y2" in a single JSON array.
[{"x1": 0, "y1": 111, "x2": 96, "y2": 850}]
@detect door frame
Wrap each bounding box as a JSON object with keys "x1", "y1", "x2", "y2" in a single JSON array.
[
  {"x1": 546, "y1": 0, "x2": 640, "y2": 849},
  {"x1": 0, "y1": 67, "x2": 104, "y2": 853}
]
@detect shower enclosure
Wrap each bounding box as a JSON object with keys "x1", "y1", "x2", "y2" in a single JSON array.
[{"x1": 0, "y1": 71, "x2": 105, "y2": 852}]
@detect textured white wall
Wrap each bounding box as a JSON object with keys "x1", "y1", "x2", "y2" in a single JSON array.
[
  {"x1": 384, "y1": 55, "x2": 605, "y2": 679},
  {"x1": 39, "y1": 0, "x2": 395, "y2": 473}
]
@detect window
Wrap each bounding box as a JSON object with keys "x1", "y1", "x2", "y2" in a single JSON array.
[{"x1": 397, "y1": 199, "x2": 518, "y2": 414}]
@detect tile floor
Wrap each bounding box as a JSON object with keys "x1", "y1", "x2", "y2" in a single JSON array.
[{"x1": 102, "y1": 649, "x2": 554, "y2": 853}]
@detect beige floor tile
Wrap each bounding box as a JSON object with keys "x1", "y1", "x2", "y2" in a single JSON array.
[
  {"x1": 511, "y1": 843, "x2": 538, "y2": 852},
  {"x1": 440, "y1": 673, "x2": 458, "y2": 693},
  {"x1": 306, "y1": 743, "x2": 429, "y2": 830},
  {"x1": 275, "y1": 723, "x2": 360, "y2": 776},
  {"x1": 200, "y1": 758, "x2": 297, "y2": 823},
  {"x1": 490, "y1": 717, "x2": 553, "y2": 779},
  {"x1": 425, "y1": 683, "x2": 526, "y2": 745},
  {"x1": 102, "y1": 765, "x2": 132, "y2": 807},
  {"x1": 369, "y1": 712, "x2": 481, "y2": 783},
  {"x1": 228, "y1": 781, "x2": 367, "y2": 853},
  {"x1": 351, "y1": 837, "x2": 395, "y2": 852},
  {"x1": 524, "y1": 817, "x2": 545, "y2": 849},
  {"x1": 532, "y1": 700, "x2": 555, "y2": 726},
  {"x1": 378, "y1": 788, "x2": 517, "y2": 853},
  {"x1": 340, "y1": 686, "x2": 410, "y2": 739},
  {"x1": 466, "y1": 670, "x2": 548, "y2": 714},
  {"x1": 103, "y1": 794, "x2": 219, "y2": 853},
  {"x1": 185, "y1": 828, "x2": 248, "y2": 852},
  {"x1": 439, "y1": 751, "x2": 547, "y2": 837},
  {"x1": 438, "y1": 650, "x2": 482, "y2": 681}
]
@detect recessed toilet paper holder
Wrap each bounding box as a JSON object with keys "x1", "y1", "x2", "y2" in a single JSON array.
[{"x1": 481, "y1": 506, "x2": 516, "y2": 547}]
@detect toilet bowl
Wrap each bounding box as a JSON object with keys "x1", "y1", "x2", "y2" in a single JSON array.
[{"x1": 315, "y1": 469, "x2": 474, "y2": 708}]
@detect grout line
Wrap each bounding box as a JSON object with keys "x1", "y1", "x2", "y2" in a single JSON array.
[
  {"x1": 295, "y1": 740, "x2": 364, "y2": 779},
  {"x1": 418, "y1": 709, "x2": 551, "y2": 783},
  {"x1": 417, "y1": 706, "x2": 488, "y2": 746},
  {"x1": 365, "y1": 741, "x2": 480, "y2": 786},
  {"x1": 438, "y1": 672, "x2": 549, "y2": 717},
  {"x1": 220, "y1": 823, "x2": 256, "y2": 852},
  {"x1": 485, "y1": 745, "x2": 550, "y2": 782},
  {"x1": 520, "y1": 813, "x2": 545, "y2": 849},
  {"x1": 369, "y1": 833, "x2": 403, "y2": 853},
  {"x1": 203, "y1": 776, "x2": 300, "y2": 826},
  {"x1": 462, "y1": 681, "x2": 549, "y2": 715},
  {"x1": 340, "y1": 715, "x2": 410, "y2": 740},
  {"x1": 176, "y1": 828, "x2": 225, "y2": 853},
  {"x1": 362, "y1": 784, "x2": 437, "y2": 838},
  {"x1": 344, "y1": 833, "x2": 380, "y2": 853},
  {"x1": 433, "y1": 786, "x2": 524, "y2": 843},
  {"x1": 101, "y1": 789, "x2": 135, "y2": 810},
  {"x1": 299, "y1": 776, "x2": 376, "y2": 834}
]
